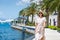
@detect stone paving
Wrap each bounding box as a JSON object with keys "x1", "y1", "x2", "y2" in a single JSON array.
[
  {"x1": 25, "y1": 28, "x2": 60, "y2": 40},
  {"x1": 45, "y1": 28, "x2": 60, "y2": 40}
]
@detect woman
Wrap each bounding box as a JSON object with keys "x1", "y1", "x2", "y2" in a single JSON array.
[{"x1": 33, "y1": 10, "x2": 46, "y2": 40}]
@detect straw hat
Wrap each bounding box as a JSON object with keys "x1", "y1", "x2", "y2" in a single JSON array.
[{"x1": 39, "y1": 10, "x2": 43, "y2": 13}]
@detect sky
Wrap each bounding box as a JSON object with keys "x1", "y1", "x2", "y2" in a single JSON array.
[{"x1": 0, "y1": 0, "x2": 30, "y2": 19}]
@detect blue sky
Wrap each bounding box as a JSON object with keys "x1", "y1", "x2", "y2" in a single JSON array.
[{"x1": 0, "y1": 0, "x2": 30, "y2": 19}]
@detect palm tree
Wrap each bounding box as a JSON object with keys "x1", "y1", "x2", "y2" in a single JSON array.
[
  {"x1": 42, "y1": 0, "x2": 60, "y2": 28},
  {"x1": 30, "y1": 0, "x2": 49, "y2": 26},
  {"x1": 24, "y1": 8, "x2": 31, "y2": 22},
  {"x1": 28, "y1": 3, "x2": 37, "y2": 23},
  {"x1": 42, "y1": 0, "x2": 52, "y2": 27},
  {"x1": 19, "y1": 3, "x2": 39, "y2": 23},
  {"x1": 19, "y1": 9, "x2": 26, "y2": 23},
  {"x1": 19, "y1": 9, "x2": 24, "y2": 16},
  {"x1": 19, "y1": 7, "x2": 31, "y2": 22}
]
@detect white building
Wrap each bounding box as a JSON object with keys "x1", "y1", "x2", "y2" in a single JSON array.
[{"x1": 49, "y1": 12, "x2": 58, "y2": 26}]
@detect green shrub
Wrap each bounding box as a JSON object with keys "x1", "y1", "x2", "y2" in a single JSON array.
[
  {"x1": 48, "y1": 26, "x2": 60, "y2": 30},
  {"x1": 26, "y1": 21, "x2": 35, "y2": 26},
  {"x1": 48, "y1": 26, "x2": 57, "y2": 30},
  {"x1": 56, "y1": 27, "x2": 60, "y2": 31}
]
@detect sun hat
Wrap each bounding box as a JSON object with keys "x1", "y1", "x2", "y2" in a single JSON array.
[{"x1": 39, "y1": 10, "x2": 43, "y2": 14}]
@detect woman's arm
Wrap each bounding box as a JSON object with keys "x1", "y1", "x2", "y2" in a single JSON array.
[
  {"x1": 43, "y1": 17, "x2": 47, "y2": 28},
  {"x1": 35, "y1": 23, "x2": 38, "y2": 33},
  {"x1": 43, "y1": 21, "x2": 46, "y2": 28}
]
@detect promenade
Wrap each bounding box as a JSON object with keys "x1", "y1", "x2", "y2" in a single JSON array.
[
  {"x1": 12, "y1": 24, "x2": 60, "y2": 40},
  {"x1": 45, "y1": 28, "x2": 60, "y2": 40},
  {"x1": 25, "y1": 28, "x2": 60, "y2": 40}
]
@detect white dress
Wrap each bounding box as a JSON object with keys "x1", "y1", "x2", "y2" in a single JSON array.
[{"x1": 33, "y1": 17, "x2": 46, "y2": 40}]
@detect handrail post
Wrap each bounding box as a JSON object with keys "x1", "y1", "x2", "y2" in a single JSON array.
[{"x1": 22, "y1": 27, "x2": 26, "y2": 40}]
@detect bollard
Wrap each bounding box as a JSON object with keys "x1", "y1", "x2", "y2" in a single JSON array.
[{"x1": 22, "y1": 27, "x2": 26, "y2": 40}]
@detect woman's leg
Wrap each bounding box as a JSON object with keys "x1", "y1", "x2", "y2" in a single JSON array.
[
  {"x1": 40, "y1": 36, "x2": 45, "y2": 40},
  {"x1": 40, "y1": 27, "x2": 45, "y2": 40}
]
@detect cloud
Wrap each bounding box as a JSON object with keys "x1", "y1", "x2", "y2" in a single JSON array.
[
  {"x1": 16, "y1": 0, "x2": 30, "y2": 6},
  {"x1": 32, "y1": 0, "x2": 39, "y2": 3},
  {"x1": 31, "y1": 0, "x2": 43, "y2": 5},
  {"x1": 22, "y1": 0, "x2": 30, "y2": 3}
]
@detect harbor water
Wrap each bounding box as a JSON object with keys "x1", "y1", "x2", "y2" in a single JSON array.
[{"x1": 0, "y1": 22, "x2": 33, "y2": 40}]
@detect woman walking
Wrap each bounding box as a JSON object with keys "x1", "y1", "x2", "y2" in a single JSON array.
[{"x1": 33, "y1": 10, "x2": 46, "y2": 40}]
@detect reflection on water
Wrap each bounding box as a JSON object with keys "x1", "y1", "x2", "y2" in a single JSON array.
[{"x1": 0, "y1": 22, "x2": 33, "y2": 40}]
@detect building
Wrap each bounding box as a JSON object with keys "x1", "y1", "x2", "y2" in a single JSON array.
[{"x1": 49, "y1": 11, "x2": 58, "y2": 26}]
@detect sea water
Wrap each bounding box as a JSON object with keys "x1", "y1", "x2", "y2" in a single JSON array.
[{"x1": 0, "y1": 22, "x2": 33, "y2": 40}]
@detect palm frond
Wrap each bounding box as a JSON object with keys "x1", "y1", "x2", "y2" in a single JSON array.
[{"x1": 49, "y1": 0, "x2": 59, "y2": 12}]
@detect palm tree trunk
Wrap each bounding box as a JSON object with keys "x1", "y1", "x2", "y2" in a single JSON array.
[
  {"x1": 46, "y1": 8, "x2": 49, "y2": 27},
  {"x1": 32, "y1": 14, "x2": 34, "y2": 23},
  {"x1": 25, "y1": 16, "x2": 29, "y2": 25},
  {"x1": 27, "y1": 16, "x2": 29, "y2": 22},
  {"x1": 46, "y1": 13, "x2": 49, "y2": 27},
  {"x1": 57, "y1": 11, "x2": 60, "y2": 28},
  {"x1": 23, "y1": 15, "x2": 24, "y2": 23}
]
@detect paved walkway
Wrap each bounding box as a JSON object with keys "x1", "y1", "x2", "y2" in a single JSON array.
[
  {"x1": 25, "y1": 28, "x2": 60, "y2": 40},
  {"x1": 12, "y1": 24, "x2": 60, "y2": 40},
  {"x1": 45, "y1": 28, "x2": 60, "y2": 40}
]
